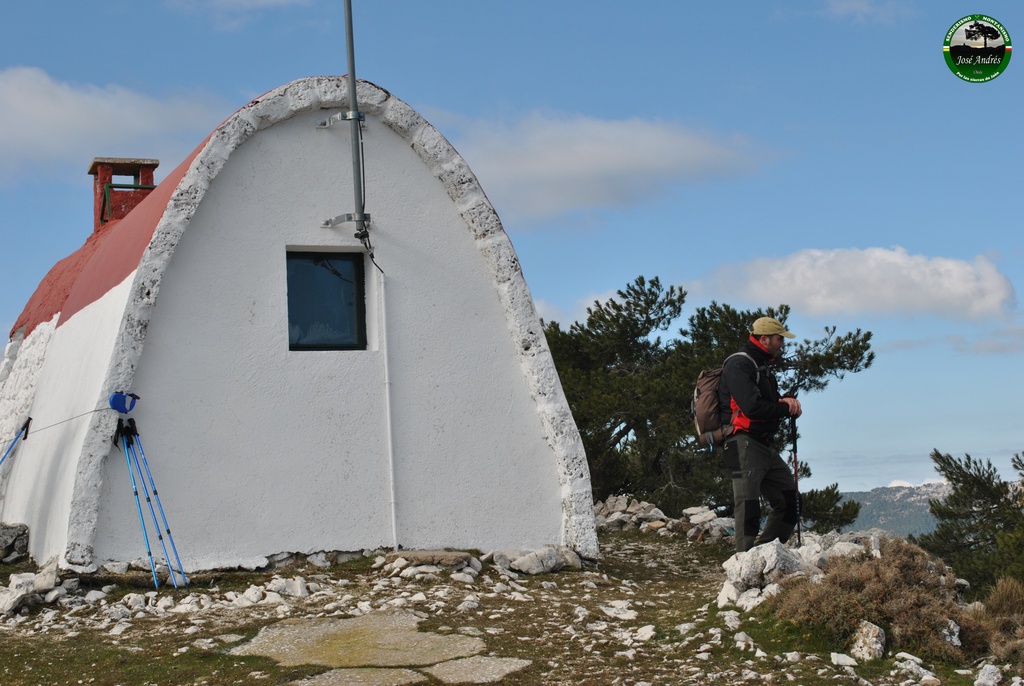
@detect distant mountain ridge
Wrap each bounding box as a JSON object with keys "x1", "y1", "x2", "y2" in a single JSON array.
[{"x1": 840, "y1": 482, "x2": 951, "y2": 536}]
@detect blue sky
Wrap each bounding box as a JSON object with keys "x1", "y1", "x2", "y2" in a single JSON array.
[{"x1": 1, "y1": 1, "x2": 1021, "y2": 492}]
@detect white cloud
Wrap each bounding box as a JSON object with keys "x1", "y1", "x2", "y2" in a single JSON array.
[
  {"x1": 0, "y1": 67, "x2": 227, "y2": 184},
  {"x1": 823, "y1": 0, "x2": 915, "y2": 25},
  {"x1": 534, "y1": 289, "x2": 622, "y2": 327},
  {"x1": 701, "y1": 246, "x2": 1016, "y2": 320},
  {"x1": 533, "y1": 298, "x2": 569, "y2": 326},
  {"x1": 452, "y1": 112, "x2": 757, "y2": 224}
]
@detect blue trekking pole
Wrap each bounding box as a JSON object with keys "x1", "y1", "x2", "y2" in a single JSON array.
[
  {"x1": 122, "y1": 421, "x2": 181, "y2": 589},
  {"x1": 126, "y1": 418, "x2": 188, "y2": 587},
  {"x1": 115, "y1": 418, "x2": 160, "y2": 589},
  {"x1": 0, "y1": 418, "x2": 31, "y2": 470}
]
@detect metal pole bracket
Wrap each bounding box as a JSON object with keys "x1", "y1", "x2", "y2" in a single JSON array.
[
  {"x1": 317, "y1": 111, "x2": 365, "y2": 128},
  {"x1": 322, "y1": 213, "x2": 371, "y2": 228}
]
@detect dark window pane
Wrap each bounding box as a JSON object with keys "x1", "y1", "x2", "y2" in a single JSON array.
[{"x1": 286, "y1": 252, "x2": 366, "y2": 350}]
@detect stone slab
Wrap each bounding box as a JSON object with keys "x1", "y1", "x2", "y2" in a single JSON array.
[
  {"x1": 290, "y1": 667, "x2": 426, "y2": 686},
  {"x1": 231, "y1": 610, "x2": 483, "y2": 668},
  {"x1": 423, "y1": 656, "x2": 533, "y2": 684}
]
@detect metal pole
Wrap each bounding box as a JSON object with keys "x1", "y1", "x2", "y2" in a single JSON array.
[
  {"x1": 344, "y1": 0, "x2": 367, "y2": 240},
  {"x1": 379, "y1": 272, "x2": 399, "y2": 552},
  {"x1": 791, "y1": 416, "x2": 802, "y2": 546}
]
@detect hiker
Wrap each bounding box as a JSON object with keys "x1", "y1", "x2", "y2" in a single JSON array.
[{"x1": 718, "y1": 316, "x2": 802, "y2": 553}]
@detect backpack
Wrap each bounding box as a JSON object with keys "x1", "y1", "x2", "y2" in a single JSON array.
[{"x1": 692, "y1": 352, "x2": 759, "y2": 448}]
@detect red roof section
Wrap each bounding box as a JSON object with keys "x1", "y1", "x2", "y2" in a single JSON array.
[{"x1": 11, "y1": 142, "x2": 207, "y2": 340}]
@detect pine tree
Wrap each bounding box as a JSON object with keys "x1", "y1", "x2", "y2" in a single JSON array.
[
  {"x1": 543, "y1": 275, "x2": 875, "y2": 520},
  {"x1": 913, "y1": 451, "x2": 1024, "y2": 594},
  {"x1": 801, "y1": 484, "x2": 861, "y2": 533}
]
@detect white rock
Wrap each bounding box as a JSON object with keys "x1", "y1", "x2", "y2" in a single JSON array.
[
  {"x1": 716, "y1": 580, "x2": 740, "y2": 608},
  {"x1": 511, "y1": 547, "x2": 565, "y2": 575},
  {"x1": 284, "y1": 577, "x2": 309, "y2": 597},
  {"x1": 722, "y1": 552, "x2": 766, "y2": 591},
  {"x1": 735, "y1": 588, "x2": 766, "y2": 612},
  {"x1": 942, "y1": 619, "x2": 962, "y2": 647},
  {"x1": 241, "y1": 586, "x2": 264, "y2": 604},
  {"x1": 637, "y1": 507, "x2": 666, "y2": 521},
  {"x1": 830, "y1": 652, "x2": 857, "y2": 667},
  {"x1": 825, "y1": 541, "x2": 864, "y2": 560},
  {"x1": 122, "y1": 593, "x2": 148, "y2": 611},
  {"x1": 849, "y1": 620, "x2": 886, "y2": 661},
  {"x1": 44, "y1": 587, "x2": 67, "y2": 604},
  {"x1": 307, "y1": 552, "x2": 332, "y2": 568},
  {"x1": 599, "y1": 600, "x2": 638, "y2": 620},
  {"x1": 720, "y1": 610, "x2": 741, "y2": 629},
  {"x1": 676, "y1": 622, "x2": 697, "y2": 636},
  {"x1": 556, "y1": 546, "x2": 583, "y2": 570},
  {"x1": 102, "y1": 562, "x2": 130, "y2": 574},
  {"x1": 606, "y1": 495, "x2": 629, "y2": 513},
  {"x1": 634, "y1": 625, "x2": 656, "y2": 641},
  {"x1": 894, "y1": 652, "x2": 923, "y2": 664},
  {"x1": 33, "y1": 557, "x2": 59, "y2": 593},
  {"x1": 975, "y1": 664, "x2": 1003, "y2": 686},
  {"x1": 260, "y1": 592, "x2": 285, "y2": 605},
  {"x1": 231, "y1": 595, "x2": 257, "y2": 609},
  {"x1": 689, "y1": 510, "x2": 718, "y2": 525}
]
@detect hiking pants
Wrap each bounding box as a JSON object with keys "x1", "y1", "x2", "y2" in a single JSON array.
[{"x1": 723, "y1": 433, "x2": 799, "y2": 553}]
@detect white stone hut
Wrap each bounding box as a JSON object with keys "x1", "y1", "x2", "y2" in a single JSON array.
[{"x1": 0, "y1": 76, "x2": 597, "y2": 573}]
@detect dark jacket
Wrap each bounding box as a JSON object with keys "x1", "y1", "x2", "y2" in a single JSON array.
[{"x1": 717, "y1": 337, "x2": 790, "y2": 443}]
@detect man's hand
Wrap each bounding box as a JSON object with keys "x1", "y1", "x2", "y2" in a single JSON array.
[{"x1": 780, "y1": 397, "x2": 802, "y2": 417}]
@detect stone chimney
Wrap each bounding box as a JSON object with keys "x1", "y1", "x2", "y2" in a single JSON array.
[{"x1": 88, "y1": 158, "x2": 159, "y2": 231}]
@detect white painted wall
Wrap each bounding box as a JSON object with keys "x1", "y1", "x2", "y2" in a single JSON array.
[
  {"x1": 1, "y1": 77, "x2": 597, "y2": 571},
  {"x1": 92, "y1": 107, "x2": 567, "y2": 567},
  {"x1": 0, "y1": 278, "x2": 134, "y2": 565}
]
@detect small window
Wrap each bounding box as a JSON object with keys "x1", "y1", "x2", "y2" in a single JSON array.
[{"x1": 286, "y1": 252, "x2": 366, "y2": 350}]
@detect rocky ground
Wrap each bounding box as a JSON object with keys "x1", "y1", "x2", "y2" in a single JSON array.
[{"x1": 1, "y1": 506, "x2": 1021, "y2": 685}]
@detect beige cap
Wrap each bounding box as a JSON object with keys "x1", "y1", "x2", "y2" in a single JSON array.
[{"x1": 751, "y1": 316, "x2": 795, "y2": 339}]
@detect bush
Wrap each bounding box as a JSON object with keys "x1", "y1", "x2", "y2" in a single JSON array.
[
  {"x1": 760, "y1": 537, "x2": 988, "y2": 662},
  {"x1": 987, "y1": 577, "x2": 1024, "y2": 617},
  {"x1": 981, "y1": 577, "x2": 1024, "y2": 669}
]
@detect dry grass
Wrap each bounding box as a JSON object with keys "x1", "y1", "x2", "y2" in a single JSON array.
[
  {"x1": 761, "y1": 537, "x2": 988, "y2": 663},
  {"x1": 987, "y1": 577, "x2": 1024, "y2": 617},
  {"x1": 980, "y1": 577, "x2": 1024, "y2": 668}
]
